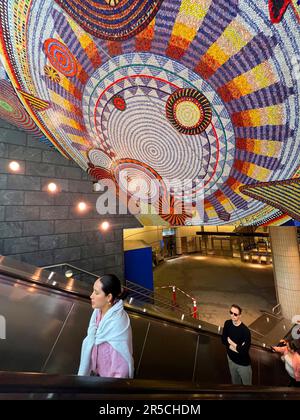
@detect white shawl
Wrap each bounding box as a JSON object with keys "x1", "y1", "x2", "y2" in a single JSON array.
[{"x1": 78, "y1": 300, "x2": 134, "y2": 378}]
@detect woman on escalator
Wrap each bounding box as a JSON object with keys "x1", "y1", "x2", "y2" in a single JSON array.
[
  {"x1": 78, "y1": 274, "x2": 134, "y2": 378},
  {"x1": 272, "y1": 339, "x2": 300, "y2": 387}
]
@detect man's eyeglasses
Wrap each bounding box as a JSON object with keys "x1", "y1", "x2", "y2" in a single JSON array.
[{"x1": 230, "y1": 311, "x2": 239, "y2": 317}]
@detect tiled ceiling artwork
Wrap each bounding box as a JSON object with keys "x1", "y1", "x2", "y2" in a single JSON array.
[
  {"x1": 0, "y1": 0, "x2": 299, "y2": 225},
  {"x1": 0, "y1": 61, "x2": 56, "y2": 149}
]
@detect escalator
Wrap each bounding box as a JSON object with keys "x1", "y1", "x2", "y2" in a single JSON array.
[{"x1": 0, "y1": 255, "x2": 294, "y2": 396}]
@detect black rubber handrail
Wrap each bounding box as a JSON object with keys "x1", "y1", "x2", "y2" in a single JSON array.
[{"x1": 0, "y1": 372, "x2": 299, "y2": 399}]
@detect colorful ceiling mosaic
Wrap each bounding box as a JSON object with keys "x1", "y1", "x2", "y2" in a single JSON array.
[
  {"x1": 268, "y1": 0, "x2": 291, "y2": 23},
  {"x1": 54, "y1": 0, "x2": 164, "y2": 40},
  {"x1": 241, "y1": 178, "x2": 300, "y2": 221},
  {"x1": 0, "y1": 0, "x2": 300, "y2": 226},
  {"x1": 0, "y1": 62, "x2": 55, "y2": 149},
  {"x1": 269, "y1": 1, "x2": 300, "y2": 23}
]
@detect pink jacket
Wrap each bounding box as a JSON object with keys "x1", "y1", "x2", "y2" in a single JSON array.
[
  {"x1": 90, "y1": 311, "x2": 129, "y2": 378},
  {"x1": 273, "y1": 346, "x2": 300, "y2": 382}
]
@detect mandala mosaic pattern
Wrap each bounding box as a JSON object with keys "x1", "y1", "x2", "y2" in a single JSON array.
[
  {"x1": 114, "y1": 158, "x2": 163, "y2": 202},
  {"x1": 53, "y1": 0, "x2": 164, "y2": 40},
  {"x1": 43, "y1": 39, "x2": 77, "y2": 77},
  {"x1": 88, "y1": 148, "x2": 113, "y2": 169},
  {"x1": 0, "y1": 0, "x2": 300, "y2": 225},
  {"x1": 82, "y1": 52, "x2": 235, "y2": 208},
  {"x1": 0, "y1": 79, "x2": 55, "y2": 149},
  {"x1": 166, "y1": 88, "x2": 212, "y2": 135},
  {"x1": 0, "y1": 80, "x2": 36, "y2": 129}
]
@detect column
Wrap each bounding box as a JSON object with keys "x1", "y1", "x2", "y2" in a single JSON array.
[
  {"x1": 270, "y1": 227, "x2": 300, "y2": 320},
  {"x1": 175, "y1": 227, "x2": 182, "y2": 255},
  {"x1": 195, "y1": 236, "x2": 201, "y2": 252}
]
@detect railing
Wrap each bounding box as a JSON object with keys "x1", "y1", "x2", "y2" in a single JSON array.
[
  {"x1": 272, "y1": 303, "x2": 282, "y2": 316},
  {"x1": 0, "y1": 372, "x2": 299, "y2": 400},
  {"x1": 126, "y1": 280, "x2": 198, "y2": 320},
  {"x1": 155, "y1": 285, "x2": 198, "y2": 319},
  {"x1": 42, "y1": 263, "x2": 98, "y2": 281},
  {"x1": 41, "y1": 263, "x2": 198, "y2": 321}
]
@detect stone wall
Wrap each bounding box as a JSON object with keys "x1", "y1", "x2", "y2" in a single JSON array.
[{"x1": 0, "y1": 119, "x2": 139, "y2": 280}]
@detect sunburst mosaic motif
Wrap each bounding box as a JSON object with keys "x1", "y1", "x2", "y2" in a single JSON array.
[
  {"x1": 0, "y1": 0, "x2": 300, "y2": 226},
  {"x1": 166, "y1": 88, "x2": 212, "y2": 134}
]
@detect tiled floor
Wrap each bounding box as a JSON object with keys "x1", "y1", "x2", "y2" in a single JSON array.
[{"x1": 154, "y1": 254, "x2": 277, "y2": 328}]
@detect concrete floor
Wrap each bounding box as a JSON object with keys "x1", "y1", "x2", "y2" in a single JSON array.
[{"x1": 154, "y1": 254, "x2": 277, "y2": 328}]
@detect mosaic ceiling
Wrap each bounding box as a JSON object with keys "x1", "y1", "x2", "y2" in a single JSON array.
[
  {"x1": 0, "y1": 0, "x2": 300, "y2": 226},
  {"x1": 0, "y1": 63, "x2": 55, "y2": 148}
]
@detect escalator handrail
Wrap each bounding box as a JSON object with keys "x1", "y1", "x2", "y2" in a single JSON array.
[{"x1": 0, "y1": 371, "x2": 299, "y2": 397}]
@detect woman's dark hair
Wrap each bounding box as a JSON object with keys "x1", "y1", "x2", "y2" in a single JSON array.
[
  {"x1": 98, "y1": 274, "x2": 127, "y2": 301},
  {"x1": 231, "y1": 304, "x2": 242, "y2": 315},
  {"x1": 287, "y1": 339, "x2": 300, "y2": 353}
]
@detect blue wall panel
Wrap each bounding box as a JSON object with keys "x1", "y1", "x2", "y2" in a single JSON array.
[{"x1": 124, "y1": 247, "x2": 153, "y2": 291}]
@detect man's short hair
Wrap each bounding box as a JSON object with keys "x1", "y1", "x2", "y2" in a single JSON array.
[{"x1": 231, "y1": 304, "x2": 242, "y2": 315}]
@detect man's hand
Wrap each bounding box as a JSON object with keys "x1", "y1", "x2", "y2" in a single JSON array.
[
  {"x1": 227, "y1": 337, "x2": 236, "y2": 346},
  {"x1": 228, "y1": 337, "x2": 237, "y2": 352},
  {"x1": 229, "y1": 344, "x2": 238, "y2": 353}
]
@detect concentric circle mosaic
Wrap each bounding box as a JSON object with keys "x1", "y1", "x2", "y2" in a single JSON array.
[
  {"x1": 88, "y1": 164, "x2": 114, "y2": 181},
  {"x1": 0, "y1": 79, "x2": 54, "y2": 148},
  {"x1": 166, "y1": 88, "x2": 212, "y2": 135},
  {"x1": 114, "y1": 158, "x2": 163, "y2": 202},
  {"x1": 82, "y1": 52, "x2": 235, "y2": 206},
  {"x1": 0, "y1": 80, "x2": 34, "y2": 128},
  {"x1": 43, "y1": 39, "x2": 77, "y2": 77},
  {"x1": 53, "y1": 0, "x2": 164, "y2": 41},
  {"x1": 88, "y1": 148, "x2": 113, "y2": 170},
  {"x1": 1, "y1": 0, "x2": 300, "y2": 225}
]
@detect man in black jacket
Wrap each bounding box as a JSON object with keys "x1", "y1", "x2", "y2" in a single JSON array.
[{"x1": 222, "y1": 304, "x2": 252, "y2": 385}]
